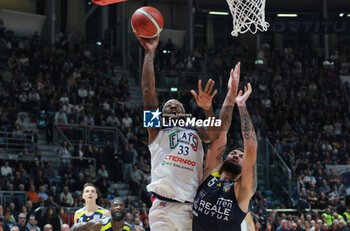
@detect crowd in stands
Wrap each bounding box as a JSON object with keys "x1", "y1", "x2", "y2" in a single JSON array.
[{"x1": 0, "y1": 18, "x2": 350, "y2": 231}]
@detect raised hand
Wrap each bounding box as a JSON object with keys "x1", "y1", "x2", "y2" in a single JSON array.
[
  {"x1": 228, "y1": 62, "x2": 241, "y2": 96},
  {"x1": 133, "y1": 31, "x2": 160, "y2": 51},
  {"x1": 191, "y1": 79, "x2": 218, "y2": 110},
  {"x1": 236, "y1": 82, "x2": 252, "y2": 106}
]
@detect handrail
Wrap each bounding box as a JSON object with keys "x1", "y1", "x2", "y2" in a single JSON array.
[
  {"x1": 58, "y1": 156, "x2": 96, "y2": 170},
  {"x1": 0, "y1": 152, "x2": 36, "y2": 162},
  {"x1": 0, "y1": 131, "x2": 33, "y2": 154},
  {"x1": 266, "y1": 139, "x2": 290, "y2": 170},
  {"x1": 53, "y1": 124, "x2": 75, "y2": 150},
  {"x1": 265, "y1": 138, "x2": 292, "y2": 200},
  {"x1": 54, "y1": 123, "x2": 121, "y2": 146},
  {"x1": 0, "y1": 191, "x2": 28, "y2": 207}
]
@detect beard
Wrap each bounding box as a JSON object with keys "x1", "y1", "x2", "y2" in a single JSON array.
[
  {"x1": 221, "y1": 160, "x2": 242, "y2": 176},
  {"x1": 112, "y1": 211, "x2": 126, "y2": 222}
]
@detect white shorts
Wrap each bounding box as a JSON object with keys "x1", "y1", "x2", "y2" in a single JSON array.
[{"x1": 149, "y1": 198, "x2": 193, "y2": 231}]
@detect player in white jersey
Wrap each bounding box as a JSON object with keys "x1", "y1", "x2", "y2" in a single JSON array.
[{"x1": 133, "y1": 32, "x2": 219, "y2": 231}]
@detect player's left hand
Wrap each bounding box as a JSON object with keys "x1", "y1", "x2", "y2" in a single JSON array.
[
  {"x1": 235, "y1": 83, "x2": 252, "y2": 106},
  {"x1": 191, "y1": 79, "x2": 217, "y2": 110}
]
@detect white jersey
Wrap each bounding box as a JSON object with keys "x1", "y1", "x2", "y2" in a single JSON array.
[
  {"x1": 241, "y1": 219, "x2": 248, "y2": 231},
  {"x1": 147, "y1": 126, "x2": 204, "y2": 203}
]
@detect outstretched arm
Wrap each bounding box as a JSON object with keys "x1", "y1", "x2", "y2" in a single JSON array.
[
  {"x1": 201, "y1": 63, "x2": 240, "y2": 183},
  {"x1": 70, "y1": 219, "x2": 103, "y2": 231},
  {"x1": 134, "y1": 32, "x2": 160, "y2": 144},
  {"x1": 234, "y1": 83, "x2": 258, "y2": 213},
  {"x1": 191, "y1": 79, "x2": 218, "y2": 143}
]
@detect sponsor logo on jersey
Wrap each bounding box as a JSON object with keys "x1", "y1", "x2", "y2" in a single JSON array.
[
  {"x1": 166, "y1": 155, "x2": 196, "y2": 166},
  {"x1": 223, "y1": 182, "x2": 234, "y2": 193},
  {"x1": 161, "y1": 155, "x2": 196, "y2": 171},
  {"x1": 194, "y1": 197, "x2": 233, "y2": 222},
  {"x1": 169, "y1": 131, "x2": 198, "y2": 151}
]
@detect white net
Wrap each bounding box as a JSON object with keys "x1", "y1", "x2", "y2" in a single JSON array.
[{"x1": 226, "y1": 0, "x2": 269, "y2": 37}]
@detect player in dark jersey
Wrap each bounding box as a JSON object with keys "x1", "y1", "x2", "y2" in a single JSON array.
[
  {"x1": 74, "y1": 183, "x2": 110, "y2": 224},
  {"x1": 193, "y1": 63, "x2": 258, "y2": 231},
  {"x1": 71, "y1": 197, "x2": 133, "y2": 231}
]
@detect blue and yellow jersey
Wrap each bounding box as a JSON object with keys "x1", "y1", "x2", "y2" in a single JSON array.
[
  {"x1": 100, "y1": 217, "x2": 132, "y2": 231},
  {"x1": 76, "y1": 207, "x2": 107, "y2": 223},
  {"x1": 192, "y1": 172, "x2": 247, "y2": 231}
]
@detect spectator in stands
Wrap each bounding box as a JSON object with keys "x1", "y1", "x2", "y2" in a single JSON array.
[
  {"x1": 96, "y1": 177, "x2": 109, "y2": 199},
  {"x1": 130, "y1": 165, "x2": 146, "y2": 195},
  {"x1": 9, "y1": 226, "x2": 19, "y2": 231},
  {"x1": 58, "y1": 141, "x2": 72, "y2": 166},
  {"x1": 338, "y1": 220, "x2": 346, "y2": 231},
  {"x1": 319, "y1": 180, "x2": 331, "y2": 195},
  {"x1": 24, "y1": 201, "x2": 35, "y2": 217},
  {"x1": 85, "y1": 164, "x2": 96, "y2": 180},
  {"x1": 61, "y1": 224, "x2": 69, "y2": 231},
  {"x1": 327, "y1": 169, "x2": 338, "y2": 189},
  {"x1": 12, "y1": 124, "x2": 24, "y2": 139},
  {"x1": 16, "y1": 114, "x2": 29, "y2": 131},
  {"x1": 96, "y1": 164, "x2": 108, "y2": 181},
  {"x1": 37, "y1": 186, "x2": 48, "y2": 202},
  {"x1": 3, "y1": 210, "x2": 15, "y2": 231},
  {"x1": 26, "y1": 185, "x2": 39, "y2": 205},
  {"x1": 26, "y1": 215, "x2": 40, "y2": 231},
  {"x1": 16, "y1": 213, "x2": 26, "y2": 231},
  {"x1": 133, "y1": 217, "x2": 143, "y2": 230},
  {"x1": 303, "y1": 171, "x2": 316, "y2": 189},
  {"x1": 121, "y1": 113, "x2": 132, "y2": 129},
  {"x1": 106, "y1": 111, "x2": 120, "y2": 127},
  {"x1": 59, "y1": 186, "x2": 74, "y2": 207},
  {"x1": 42, "y1": 224, "x2": 53, "y2": 231},
  {"x1": 40, "y1": 210, "x2": 60, "y2": 231},
  {"x1": 83, "y1": 113, "x2": 94, "y2": 126},
  {"x1": 54, "y1": 108, "x2": 68, "y2": 125},
  {"x1": 1, "y1": 162, "x2": 12, "y2": 178},
  {"x1": 72, "y1": 173, "x2": 85, "y2": 196},
  {"x1": 110, "y1": 143, "x2": 122, "y2": 182},
  {"x1": 121, "y1": 143, "x2": 133, "y2": 183}
]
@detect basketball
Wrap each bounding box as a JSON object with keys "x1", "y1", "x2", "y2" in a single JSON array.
[{"x1": 131, "y1": 6, "x2": 164, "y2": 38}]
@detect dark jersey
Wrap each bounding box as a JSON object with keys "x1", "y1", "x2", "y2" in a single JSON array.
[{"x1": 192, "y1": 172, "x2": 246, "y2": 231}]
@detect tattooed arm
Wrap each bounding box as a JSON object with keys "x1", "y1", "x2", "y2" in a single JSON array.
[
  {"x1": 133, "y1": 32, "x2": 160, "y2": 144},
  {"x1": 234, "y1": 83, "x2": 258, "y2": 213},
  {"x1": 200, "y1": 63, "x2": 240, "y2": 184}
]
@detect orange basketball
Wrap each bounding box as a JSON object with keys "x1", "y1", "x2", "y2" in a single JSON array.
[{"x1": 131, "y1": 6, "x2": 164, "y2": 38}]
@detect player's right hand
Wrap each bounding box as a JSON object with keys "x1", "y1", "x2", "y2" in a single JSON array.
[
  {"x1": 133, "y1": 30, "x2": 160, "y2": 52},
  {"x1": 228, "y1": 62, "x2": 240, "y2": 96}
]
